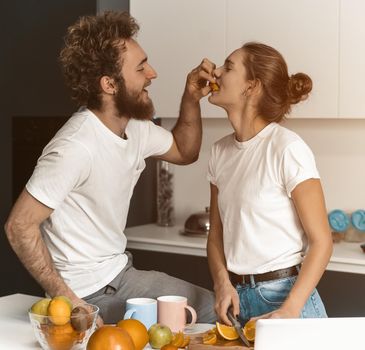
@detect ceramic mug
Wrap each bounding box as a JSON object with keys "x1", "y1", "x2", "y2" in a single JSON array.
[
  {"x1": 157, "y1": 295, "x2": 197, "y2": 332},
  {"x1": 123, "y1": 298, "x2": 157, "y2": 330}
]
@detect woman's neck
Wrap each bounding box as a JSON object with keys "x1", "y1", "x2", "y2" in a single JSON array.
[{"x1": 228, "y1": 107, "x2": 270, "y2": 142}]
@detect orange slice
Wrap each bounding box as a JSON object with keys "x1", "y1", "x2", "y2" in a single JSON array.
[
  {"x1": 216, "y1": 322, "x2": 239, "y2": 341},
  {"x1": 203, "y1": 332, "x2": 217, "y2": 345},
  {"x1": 170, "y1": 331, "x2": 185, "y2": 347},
  {"x1": 180, "y1": 335, "x2": 190, "y2": 347},
  {"x1": 209, "y1": 82, "x2": 220, "y2": 92},
  {"x1": 243, "y1": 320, "x2": 256, "y2": 342}
]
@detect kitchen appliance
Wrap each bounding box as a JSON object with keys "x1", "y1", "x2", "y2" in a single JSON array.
[
  {"x1": 180, "y1": 207, "x2": 210, "y2": 237},
  {"x1": 254, "y1": 317, "x2": 365, "y2": 350}
]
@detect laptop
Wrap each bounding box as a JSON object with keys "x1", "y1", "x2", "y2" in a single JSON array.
[{"x1": 255, "y1": 317, "x2": 365, "y2": 350}]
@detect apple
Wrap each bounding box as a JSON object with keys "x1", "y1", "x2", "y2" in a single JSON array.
[{"x1": 148, "y1": 323, "x2": 173, "y2": 349}]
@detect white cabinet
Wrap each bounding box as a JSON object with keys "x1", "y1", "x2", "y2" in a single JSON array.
[
  {"x1": 131, "y1": 0, "x2": 365, "y2": 119},
  {"x1": 226, "y1": 0, "x2": 339, "y2": 119},
  {"x1": 130, "y1": 0, "x2": 226, "y2": 118},
  {"x1": 339, "y1": 0, "x2": 365, "y2": 118}
]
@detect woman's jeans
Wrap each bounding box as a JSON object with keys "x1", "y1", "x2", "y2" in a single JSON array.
[{"x1": 236, "y1": 275, "x2": 327, "y2": 325}]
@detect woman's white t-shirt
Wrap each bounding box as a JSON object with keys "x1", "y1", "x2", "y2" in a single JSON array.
[
  {"x1": 26, "y1": 108, "x2": 173, "y2": 297},
  {"x1": 207, "y1": 122, "x2": 320, "y2": 275}
]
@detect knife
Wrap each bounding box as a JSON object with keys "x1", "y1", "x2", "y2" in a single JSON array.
[{"x1": 227, "y1": 309, "x2": 251, "y2": 347}]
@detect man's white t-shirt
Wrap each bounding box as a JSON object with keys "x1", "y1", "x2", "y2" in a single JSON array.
[
  {"x1": 26, "y1": 108, "x2": 173, "y2": 297},
  {"x1": 207, "y1": 122, "x2": 320, "y2": 275}
]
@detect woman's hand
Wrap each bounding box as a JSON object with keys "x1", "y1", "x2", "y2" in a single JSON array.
[
  {"x1": 214, "y1": 281, "x2": 240, "y2": 325},
  {"x1": 249, "y1": 305, "x2": 300, "y2": 323}
]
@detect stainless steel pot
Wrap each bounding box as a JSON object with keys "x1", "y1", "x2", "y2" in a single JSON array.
[{"x1": 182, "y1": 207, "x2": 210, "y2": 236}]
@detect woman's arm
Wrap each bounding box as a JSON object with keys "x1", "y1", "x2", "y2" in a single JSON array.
[
  {"x1": 259, "y1": 178, "x2": 333, "y2": 319},
  {"x1": 207, "y1": 183, "x2": 240, "y2": 324}
]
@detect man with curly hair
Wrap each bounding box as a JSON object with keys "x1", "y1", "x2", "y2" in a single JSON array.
[{"x1": 5, "y1": 11, "x2": 217, "y2": 325}]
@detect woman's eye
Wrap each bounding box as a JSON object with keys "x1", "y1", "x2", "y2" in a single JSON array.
[{"x1": 137, "y1": 67, "x2": 145, "y2": 71}]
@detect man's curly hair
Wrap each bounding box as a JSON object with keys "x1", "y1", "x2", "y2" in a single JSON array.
[{"x1": 59, "y1": 11, "x2": 139, "y2": 109}]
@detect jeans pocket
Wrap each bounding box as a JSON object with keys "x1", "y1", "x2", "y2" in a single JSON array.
[
  {"x1": 257, "y1": 277, "x2": 294, "y2": 305},
  {"x1": 300, "y1": 289, "x2": 328, "y2": 318}
]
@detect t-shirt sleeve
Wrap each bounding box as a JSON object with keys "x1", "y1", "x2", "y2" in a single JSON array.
[
  {"x1": 207, "y1": 145, "x2": 217, "y2": 185},
  {"x1": 26, "y1": 140, "x2": 92, "y2": 209},
  {"x1": 142, "y1": 121, "x2": 174, "y2": 158},
  {"x1": 281, "y1": 140, "x2": 320, "y2": 198}
]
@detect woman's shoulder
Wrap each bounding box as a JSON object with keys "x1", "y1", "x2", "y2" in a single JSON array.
[{"x1": 271, "y1": 123, "x2": 307, "y2": 149}]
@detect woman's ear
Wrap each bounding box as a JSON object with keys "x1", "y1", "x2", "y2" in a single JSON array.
[
  {"x1": 100, "y1": 76, "x2": 117, "y2": 95},
  {"x1": 243, "y1": 79, "x2": 261, "y2": 97}
]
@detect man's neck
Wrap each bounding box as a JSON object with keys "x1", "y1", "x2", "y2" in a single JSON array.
[{"x1": 89, "y1": 106, "x2": 130, "y2": 139}]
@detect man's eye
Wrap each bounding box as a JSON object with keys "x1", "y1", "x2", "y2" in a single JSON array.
[{"x1": 137, "y1": 67, "x2": 145, "y2": 71}]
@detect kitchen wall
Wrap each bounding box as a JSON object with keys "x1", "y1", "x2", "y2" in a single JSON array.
[{"x1": 161, "y1": 117, "x2": 365, "y2": 224}]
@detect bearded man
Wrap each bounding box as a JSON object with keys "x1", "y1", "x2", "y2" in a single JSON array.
[{"x1": 5, "y1": 11, "x2": 217, "y2": 325}]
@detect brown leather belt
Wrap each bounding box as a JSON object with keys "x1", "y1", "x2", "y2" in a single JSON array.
[{"x1": 229, "y1": 265, "x2": 300, "y2": 285}]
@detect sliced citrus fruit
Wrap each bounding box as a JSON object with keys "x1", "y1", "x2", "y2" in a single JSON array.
[
  {"x1": 170, "y1": 331, "x2": 185, "y2": 347},
  {"x1": 203, "y1": 332, "x2": 217, "y2": 345},
  {"x1": 243, "y1": 320, "x2": 256, "y2": 342},
  {"x1": 180, "y1": 335, "x2": 190, "y2": 347},
  {"x1": 216, "y1": 322, "x2": 239, "y2": 341}
]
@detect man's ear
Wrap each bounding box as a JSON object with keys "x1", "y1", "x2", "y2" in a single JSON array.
[{"x1": 100, "y1": 76, "x2": 116, "y2": 95}]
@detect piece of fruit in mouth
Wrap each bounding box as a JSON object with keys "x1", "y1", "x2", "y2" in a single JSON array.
[{"x1": 209, "y1": 82, "x2": 220, "y2": 91}]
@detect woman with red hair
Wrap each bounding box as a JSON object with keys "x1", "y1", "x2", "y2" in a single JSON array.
[{"x1": 207, "y1": 42, "x2": 332, "y2": 327}]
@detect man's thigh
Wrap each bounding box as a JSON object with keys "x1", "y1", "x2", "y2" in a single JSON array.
[{"x1": 85, "y1": 266, "x2": 216, "y2": 325}]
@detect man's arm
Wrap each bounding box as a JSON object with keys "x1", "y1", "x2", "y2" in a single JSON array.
[
  {"x1": 159, "y1": 58, "x2": 216, "y2": 165},
  {"x1": 4, "y1": 189, "x2": 82, "y2": 305}
]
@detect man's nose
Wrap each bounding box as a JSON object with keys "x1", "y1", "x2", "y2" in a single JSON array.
[{"x1": 146, "y1": 64, "x2": 157, "y2": 79}]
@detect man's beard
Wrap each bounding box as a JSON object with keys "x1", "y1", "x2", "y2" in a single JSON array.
[{"x1": 114, "y1": 78, "x2": 155, "y2": 120}]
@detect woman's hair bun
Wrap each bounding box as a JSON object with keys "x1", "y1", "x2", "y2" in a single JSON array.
[{"x1": 288, "y1": 73, "x2": 312, "y2": 104}]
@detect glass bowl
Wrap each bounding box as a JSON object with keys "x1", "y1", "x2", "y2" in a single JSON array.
[{"x1": 28, "y1": 303, "x2": 99, "y2": 350}]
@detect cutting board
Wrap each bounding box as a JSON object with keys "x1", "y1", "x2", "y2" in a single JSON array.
[{"x1": 188, "y1": 333, "x2": 252, "y2": 350}]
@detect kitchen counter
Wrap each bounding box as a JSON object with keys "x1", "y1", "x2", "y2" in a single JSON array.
[
  {"x1": 125, "y1": 224, "x2": 365, "y2": 275},
  {"x1": 0, "y1": 294, "x2": 40, "y2": 349}
]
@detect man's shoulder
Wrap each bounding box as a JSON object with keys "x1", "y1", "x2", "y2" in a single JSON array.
[{"x1": 43, "y1": 109, "x2": 94, "y2": 156}]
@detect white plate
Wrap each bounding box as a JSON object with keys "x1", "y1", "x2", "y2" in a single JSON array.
[{"x1": 184, "y1": 323, "x2": 215, "y2": 335}]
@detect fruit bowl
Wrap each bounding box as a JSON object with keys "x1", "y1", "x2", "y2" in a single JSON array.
[{"x1": 29, "y1": 303, "x2": 99, "y2": 350}]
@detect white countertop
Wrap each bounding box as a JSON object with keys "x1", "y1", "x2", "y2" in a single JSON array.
[
  {"x1": 0, "y1": 294, "x2": 41, "y2": 349},
  {"x1": 125, "y1": 224, "x2": 365, "y2": 275}
]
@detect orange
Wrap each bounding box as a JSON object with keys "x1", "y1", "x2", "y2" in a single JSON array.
[
  {"x1": 216, "y1": 322, "x2": 239, "y2": 341},
  {"x1": 48, "y1": 298, "x2": 72, "y2": 326},
  {"x1": 202, "y1": 332, "x2": 217, "y2": 345},
  {"x1": 170, "y1": 331, "x2": 190, "y2": 347},
  {"x1": 180, "y1": 335, "x2": 190, "y2": 347},
  {"x1": 116, "y1": 319, "x2": 148, "y2": 350},
  {"x1": 46, "y1": 323, "x2": 76, "y2": 350},
  {"x1": 87, "y1": 325, "x2": 135, "y2": 350},
  {"x1": 170, "y1": 331, "x2": 184, "y2": 347},
  {"x1": 243, "y1": 320, "x2": 256, "y2": 342},
  {"x1": 161, "y1": 345, "x2": 178, "y2": 350}
]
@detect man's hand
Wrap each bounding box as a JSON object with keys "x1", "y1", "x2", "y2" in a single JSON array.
[
  {"x1": 214, "y1": 281, "x2": 240, "y2": 325},
  {"x1": 185, "y1": 58, "x2": 216, "y2": 101}
]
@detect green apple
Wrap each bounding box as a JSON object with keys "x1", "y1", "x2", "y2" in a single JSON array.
[
  {"x1": 148, "y1": 323, "x2": 173, "y2": 349},
  {"x1": 31, "y1": 298, "x2": 51, "y2": 316}
]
